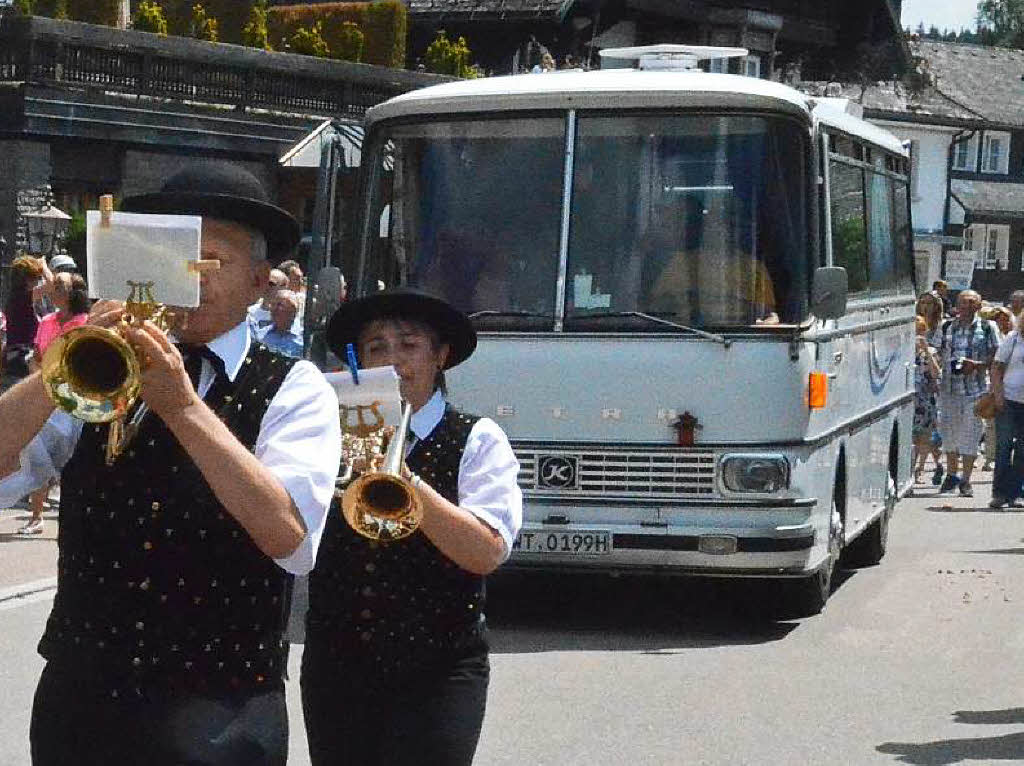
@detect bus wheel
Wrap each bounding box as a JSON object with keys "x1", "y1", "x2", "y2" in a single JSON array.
[
  {"x1": 787, "y1": 496, "x2": 842, "y2": 616},
  {"x1": 842, "y1": 474, "x2": 894, "y2": 568}
]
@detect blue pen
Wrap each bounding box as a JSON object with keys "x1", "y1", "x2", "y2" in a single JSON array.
[{"x1": 346, "y1": 343, "x2": 359, "y2": 385}]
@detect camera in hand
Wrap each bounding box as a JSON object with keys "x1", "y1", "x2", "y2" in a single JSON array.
[{"x1": 952, "y1": 357, "x2": 966, "y2": 375}]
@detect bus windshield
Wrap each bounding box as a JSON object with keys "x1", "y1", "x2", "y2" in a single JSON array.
[{"x1": 360, "y1": 112, "x2": 809, "y2": 330}]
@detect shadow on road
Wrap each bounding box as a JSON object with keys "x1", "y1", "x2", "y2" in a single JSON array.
[
  {"x1": 953, "y1": 708, "x2": 1024, "y2": 725},
  {"x1": 878, "y1": 729, "x2": 1024, "y2": 764},
  {"x1": 924, "y1": 506, "x2": 1024, "y2": 514},
  {"x1": 485, "y1": 570, "x2": 841, "y2": 653},
  {"x1": 877, "y1": 707, "x2": 1024, "y2": 764}
]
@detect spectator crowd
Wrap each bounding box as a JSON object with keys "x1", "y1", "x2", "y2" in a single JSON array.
[{"x1": 913, "y1": 280, "x2": 1024, "y2": 508}]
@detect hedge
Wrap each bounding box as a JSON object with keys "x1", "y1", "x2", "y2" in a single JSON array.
[
  {"x1": 159, "y1": 0, "x2": 249, "y2": 43},
  {"x1": 269, "y1": 2, "x2": 405, "y2": 65}
]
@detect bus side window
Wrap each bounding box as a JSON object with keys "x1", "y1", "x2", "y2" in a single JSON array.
[
  {"x1": 829, "y1": 159, "x2": 869, "y2": 295},
  {"x1": 866, "y1": 165, "x2": 896, "y2": 295}
]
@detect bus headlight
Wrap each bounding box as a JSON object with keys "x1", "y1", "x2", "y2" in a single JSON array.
[{"x1": 720, "y1": 454, "x2": 790, "y2": 493}]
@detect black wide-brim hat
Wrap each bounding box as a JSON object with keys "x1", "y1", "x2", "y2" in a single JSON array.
[
  {"x1": 121, "y1": 163, "x2": 300, "y2": 264},
  {"x1": 327, "y1": 288, "x2": 477, "y2": 370}
]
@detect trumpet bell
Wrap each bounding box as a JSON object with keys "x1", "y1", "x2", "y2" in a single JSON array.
[
  {"x1": 342, "y1": 472, "x2": 423, "y2": 541},
  {"x1": 40, "y1": 325, "x2": 141, "y2": 423}
]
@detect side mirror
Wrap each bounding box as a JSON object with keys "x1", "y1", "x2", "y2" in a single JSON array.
[{"x1": 812, "y1": 266, "x2": 848, "y2": 320}]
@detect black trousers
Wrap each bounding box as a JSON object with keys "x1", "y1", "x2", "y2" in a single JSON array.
[
  {"x1": 31, "y1": 660, "x2": 288, "y2": 766},
  {"x1": 300, "y1": 645, "x2": 489, "y2": 766}
]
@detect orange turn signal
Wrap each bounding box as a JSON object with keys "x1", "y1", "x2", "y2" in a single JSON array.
[{"x1": 808, "y1": 372, "x2": 827, "y2": 409}]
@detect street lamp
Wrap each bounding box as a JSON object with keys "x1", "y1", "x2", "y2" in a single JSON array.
[{"x1": 23, "y1": 204, "x2": 72, "y2": 258}]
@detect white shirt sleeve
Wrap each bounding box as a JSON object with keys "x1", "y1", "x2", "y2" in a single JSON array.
[
  {"x1": 0, "y1": 410, "x2": 82, "y2": 508},
  {"x1": 257, "y1": 360, "x2": 342, "y2": 576},
  {"x1": 457, "y1": 417, "x2": 523, "y2": 562},
  {"x1": 995, "y1": 331, "x2": 1020, "y2": 365}
]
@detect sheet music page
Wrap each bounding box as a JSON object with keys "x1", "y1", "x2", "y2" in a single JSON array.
[
  {"x1": 86, "y1": 211, "x2": 202, "y2": 307},
  {"x1": 325, "y1": 365, "x2": 403, "y2": 427}
]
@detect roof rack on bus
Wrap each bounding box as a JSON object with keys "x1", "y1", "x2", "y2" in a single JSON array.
[{"x1": 598, "y1": 44, "x2": 749, "y2": 72}]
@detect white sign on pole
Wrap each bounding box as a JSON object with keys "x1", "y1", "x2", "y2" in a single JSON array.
[
  {"x1": 944, "y1": 250, "x2": 977, "y2": 291},
  {"x1": 86, "y1": 211, "x2": 202, "y2": 307}
]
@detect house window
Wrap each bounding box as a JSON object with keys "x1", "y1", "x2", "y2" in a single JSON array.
[
  {"x1": 952, "y1": 135, "x2": 976, "y2": 171},
  {"x1": 743, "y1": 55, "x2": 761, "y2": 78},
  {"x1": 982, "y1": 132, "x2": 1010, "y2": 174},
  {"x1": 708, "y1": 58, "x2": 727, "y2": 74},
  {"x1": 963, "y1": 226, "x2": 975, "y2": 252},
  {"x1": 970, "y1": 223, "x2": 1010, "y2": 269}
]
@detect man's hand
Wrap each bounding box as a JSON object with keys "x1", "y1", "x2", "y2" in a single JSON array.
[
  {"x1": 123, "y1": 321, "x2": 200, "y2": 418},
  {"x1": 994, "y1": 391, "x2": 1006, "y2": 412}
]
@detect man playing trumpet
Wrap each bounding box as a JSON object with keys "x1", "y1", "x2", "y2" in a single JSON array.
[{"x1": 0, "y1": 163, "x2": 341, "y2": 766}]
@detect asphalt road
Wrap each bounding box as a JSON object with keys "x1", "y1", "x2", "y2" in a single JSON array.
[{"x1": 2, "y1": 470, "x2": 1023, "y2": 765}]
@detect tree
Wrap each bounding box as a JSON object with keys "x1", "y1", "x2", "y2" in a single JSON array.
[
  {"x1": 188, "y1": 3, "x2": 218, "y2": 42},
  {"x1": 11, "y1": 0, "x2": 34, "y2": 15},
  {"x1": 241, "y1": 0, "x2": 270, "y2": 50},
  {"x1": 423, "y1": 30, "x2": 478, "y2": 78},
  {"x1": 133, "y1": 0, "x2": 168, "y2": 34},
  {"x1": 977, "y1": 0, "x2": 1024, "y2": 48},
  {"x1": 288, "y1": 21, "x2": 329, "y2": 58}
]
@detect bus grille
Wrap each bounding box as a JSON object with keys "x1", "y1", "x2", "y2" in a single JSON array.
[{"x1": 515, "y1": 448, "x2": 717, "y2": 498}]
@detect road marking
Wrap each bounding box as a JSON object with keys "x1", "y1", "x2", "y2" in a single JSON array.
[{"x1": 0, "y1": 578, "x2": 57, "y2": 612}]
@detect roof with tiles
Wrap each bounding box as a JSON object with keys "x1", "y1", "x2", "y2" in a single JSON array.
[
  {"x1": 952, "y1": 179, "x2": 1024, "y2": 219},
  {"x1": 915, "y1": 40, "x2": 1024, "y2": 127},
  {"x1": 799, "y1": 40, "x2": 1024, "y2": 128}
]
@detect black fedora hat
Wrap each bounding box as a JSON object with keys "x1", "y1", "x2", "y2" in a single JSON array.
[
  {"x1": 327, "y1": 288, "x2": 477, "y2": 370},
  {"x1": 121, "y1": 163, "x2": 300, "y2": 263}
]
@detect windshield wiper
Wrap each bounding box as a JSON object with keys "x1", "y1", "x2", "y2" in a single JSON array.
[{"x1": 572, "y1": 311, "x2": 731, "y2": 347}]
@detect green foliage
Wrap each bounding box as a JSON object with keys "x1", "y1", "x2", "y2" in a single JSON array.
[
  {"x1": 65, "y1": 0, "x2": 120, "y2": 24},
  {"x1": 423, "y1": 30, "x2": 477, "y2": 78},
  {"x1": 188, "y1": 3, "x2": 218, "y2": 41},
  {"x1": 11, "y1": 0, "x2": 34, "y2": 16},
  {"x1": 242, "y1": 0, "x2": 271, "y2": 50},
  {"x1": 289, "y1": 21, "x2": 329, "y2": 58},
  {"x1": 977, "y1": 0, "x2": 1024, "y2": 48},
  {"x1": 133, "y1": 0, "x2": 168, "y2": 34},
  {"x1": 833, "y1": 216, "x2": 868, "y2": 293},
  {"x1": 268, "y1": 2, "x2": 406, "y2": 66},
  {"x1": 363, "y1": 1, "x2": 405, "y2": 67},
  {"x1": 64, "y1": 213, "x2": 86, "y2": 267},
  {"x1": 334, "y1": 21, "x2": 364, "y2": 62}
]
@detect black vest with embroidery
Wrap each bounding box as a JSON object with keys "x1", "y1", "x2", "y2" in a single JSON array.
[
  {"x1": 39, "y1": 344, "x2": 298, "y2": 700},
  {"x1": 306, "y1": 405, "x2": 486, "y2": 678}
]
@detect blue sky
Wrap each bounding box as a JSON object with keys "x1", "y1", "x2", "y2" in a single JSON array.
[{"x1": 902, "y1": 0, "x2": 978, "y2": 32}]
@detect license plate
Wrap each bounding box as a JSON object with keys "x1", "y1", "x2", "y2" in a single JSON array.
[{"x1": 513, "y1": 529, "x2": 612, "y2": 555}]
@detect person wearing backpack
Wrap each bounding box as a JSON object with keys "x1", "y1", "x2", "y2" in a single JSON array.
[{"x1": 937, "y1": 290, "x2": 999, "y2": 498}]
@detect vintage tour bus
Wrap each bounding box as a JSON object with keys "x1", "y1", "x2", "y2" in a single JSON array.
[{"x1": 342, "y1": 45, "x2": 916, "y2": 613}]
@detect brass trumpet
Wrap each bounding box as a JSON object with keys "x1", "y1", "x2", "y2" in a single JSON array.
[
  {"x1": 40, "y1": 281, "x2": 171, "y2": 465},
  {"x1": 340, "y1": 401, "x2": 422, "y2": 541}
]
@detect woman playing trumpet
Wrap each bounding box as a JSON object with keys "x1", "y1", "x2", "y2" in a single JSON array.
[{"x1": 302, "y1": 288, "x2": 523, "y2": 766}]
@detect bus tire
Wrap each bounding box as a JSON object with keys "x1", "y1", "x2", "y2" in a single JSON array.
[
  {"x1": 842, "y1": 473, "x2": 894, "y2": 568},
  {"x1": 787, "y1": 495, "x2": 842, "y2": 616}
]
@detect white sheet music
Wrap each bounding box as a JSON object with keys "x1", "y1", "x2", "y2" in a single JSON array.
[
  {"x1": 325, "y1": 365, "x2": 403, "y2": 426},
  {"x1": 86, "y1": 211, "x2": 202, "y2": 308}
]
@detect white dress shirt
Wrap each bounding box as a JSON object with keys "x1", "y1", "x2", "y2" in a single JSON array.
[
  {"x1": 0, "y1": 321, "x2": 341, "y2": 576},
  {"x1": 409, "y1": 390, "x2": 523, "y2": 560}
]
